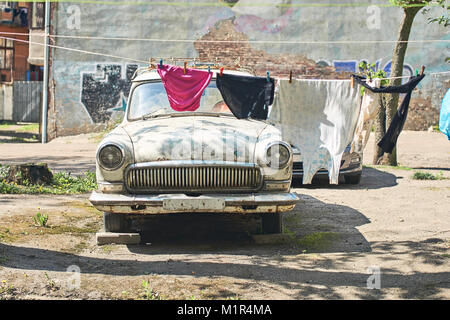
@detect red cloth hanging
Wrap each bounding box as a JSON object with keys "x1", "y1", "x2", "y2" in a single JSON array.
[{"x1": 157, "y1": 64, "x2": 212, "y2": 112}]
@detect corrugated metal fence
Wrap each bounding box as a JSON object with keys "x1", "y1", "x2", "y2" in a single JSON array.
[{"x1": 13, "y1": 81, "x2": 42, "y2": 123}]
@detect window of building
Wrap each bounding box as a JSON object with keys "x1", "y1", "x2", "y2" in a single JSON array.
[{"x1": 0, "y1": 38, "x2": 14, "y2": 69}]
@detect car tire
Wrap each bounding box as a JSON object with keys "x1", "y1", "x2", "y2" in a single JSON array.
[
  {"x1": 344, "y1": 173, "x2": 362, "y2": 184},
  {"x1": 104, "y1": 212, "x2": 131, "y2": 232},
  {"x1": 261, "y1": 212, "x2": 282, "y2": 234}
]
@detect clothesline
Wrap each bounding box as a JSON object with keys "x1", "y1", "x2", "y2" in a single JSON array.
[
  {"x1": 0, "y1": 35, "x2": 148, "y2": 64},
  {"x1": 1, "y1": 34, "x2": 448, "y2": 82},
  {"x1": 0, "y1": 31, "x2": 448, "y2": 45},
  {"x1": 281, "y1": 71, "x2": 450, "y2": 82},
  {"x1": 0, "y1": 0, "x2": 442, "y2": 8}
]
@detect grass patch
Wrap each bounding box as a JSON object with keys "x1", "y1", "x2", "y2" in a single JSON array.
[
  {"x1": 0, "y1": 121, "x2": 16, "y2": 129},
  {"x1": 296, "y1": 232, "x2": 341, "y2": 251},
  {"x1": 101, "y1": 244, "x2": 119, "y2": 254},
  {"x1": 0, "y1": 228, "x2": 18, "y2": 243},
  {"x1": 412, "y1": 171, "x2": 446, "y2": 180},
  {"x1": 364, "y1": 164, "x2": 413, "y2": 171},
  {"x1": 0, "y1": 168, "x2": 97, "y2": 194},
  {"x1": 0, "y1": 218, "x2": 99, "y2": 244},
  {"x1": 17, "y1": 124, "x2": 39, "y2": 132}
]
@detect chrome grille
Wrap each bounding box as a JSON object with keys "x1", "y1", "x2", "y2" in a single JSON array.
[{"x1": 125, "y1": 164, "x2": 262, "y2": 193}]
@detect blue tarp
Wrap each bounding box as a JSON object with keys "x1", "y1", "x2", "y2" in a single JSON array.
[{"x1": 440, "y1": 89, "x2": 450, "y2": 140}]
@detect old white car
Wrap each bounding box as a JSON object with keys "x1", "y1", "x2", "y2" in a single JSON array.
[{"x1": 89, "y1": 67, "x2": 299, "y2": 235}]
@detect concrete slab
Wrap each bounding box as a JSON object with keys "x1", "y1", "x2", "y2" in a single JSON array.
[{"x1": 96, "y1": 232, "x2": 141, "y2": 245}]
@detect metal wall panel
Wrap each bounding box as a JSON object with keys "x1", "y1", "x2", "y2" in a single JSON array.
[{"x1": 13, "y1": 81, "x2": 42, "y2": 123}]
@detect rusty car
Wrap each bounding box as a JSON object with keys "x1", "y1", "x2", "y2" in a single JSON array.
[{"x1": 89, "y1": 67, "x2": 299, "y2": 235}]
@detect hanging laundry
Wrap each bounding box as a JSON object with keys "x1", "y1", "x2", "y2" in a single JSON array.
[
  {"x1": 269, "y1": 79, "x2": 361, "y2": 184},
  {"x1": 157, "y1": 64, "x2": 212, "y2": 112},
  {"x1": 439, "y1": 89, "x2": 450, "y2": 140},
  {"x1": 352, "y1": 74, "x2": 425, "y2": 153},
  {"x1": 351, "y1": 78, "x2": 382, "y2": 153},
  {"x1": 216, "y1": 73, "x2": 275, "y2": 120}
]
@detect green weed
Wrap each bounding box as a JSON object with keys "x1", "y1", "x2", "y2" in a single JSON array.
[
  {"x1": 33, "y1": 210, "x2": 48, "y2": 227},
  {"x1": 140, "y1": 280, "x2": 162, "y2": 300},
  {"x1": 412, "y1": 171, "x2": 446, "y2": 180}
]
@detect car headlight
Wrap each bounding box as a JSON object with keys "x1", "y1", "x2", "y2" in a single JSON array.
[
  {"x1": 265, "y1": 142, "x2": 291, "y2": 168},
  {"x1": 98, "y1": 144, "x2": 124, "y2": 170}
]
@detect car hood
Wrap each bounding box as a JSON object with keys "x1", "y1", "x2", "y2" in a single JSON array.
[{"x1": 122, "y1": 115, "x2": 268, "y2": 163}]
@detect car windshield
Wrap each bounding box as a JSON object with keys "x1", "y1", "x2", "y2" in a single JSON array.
[{"x1": 128, "y1": 80, "x2": 233, "y2": 120}]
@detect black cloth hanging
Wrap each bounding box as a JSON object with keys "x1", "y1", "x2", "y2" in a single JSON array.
[
  {"x1": 352, "y1": 74, "x2": 425, "y2": 153},
  {"x1": 216, "y1": 73, "x2": 275, "y2": 120}
]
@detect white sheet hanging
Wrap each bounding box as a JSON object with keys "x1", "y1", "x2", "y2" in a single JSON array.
[
  {"x1": 269, "y1": 79, "x2": 362, "y2": 184},
  {"x1": 351, "y1": 78, "x2": 381, "y2": 153}
]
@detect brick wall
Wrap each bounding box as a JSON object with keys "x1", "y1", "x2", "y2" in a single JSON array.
[{"x1": 194, "y1": 20, "x2": 345, "y2": 79}]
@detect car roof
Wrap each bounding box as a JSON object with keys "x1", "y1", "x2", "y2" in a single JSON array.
[{"x1": 132, "y1": 67, "x2": 254, "y2": 82}]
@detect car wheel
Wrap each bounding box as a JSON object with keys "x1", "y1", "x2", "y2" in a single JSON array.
[
  {"x1": 344, "y1": 173, "x2": 362, "y2": 184},
  {"x1": 104, "y1": 212, "x2": 131, "y2": 232},
  {"x1": 261, "y1": 212, "x2": 282, "y2": 234}
]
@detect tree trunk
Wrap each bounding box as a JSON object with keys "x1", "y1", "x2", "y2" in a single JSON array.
[
  {"x1": 7, "y1": 163, "x2": 53, "y2": 185},
  {"x1": 378, "y1": 5, "x2": 422, "y2": 166}
]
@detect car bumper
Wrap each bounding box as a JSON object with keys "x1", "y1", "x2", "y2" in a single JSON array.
[
  {"x1": 293, "y1": 163, "x2": 362, "y2": 178},
  {"x1": 89, "y1": 191, "x2": 299, "y2": 214}
]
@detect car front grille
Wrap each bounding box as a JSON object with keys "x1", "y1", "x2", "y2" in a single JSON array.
[{"x1": 125, "y1": 164, "x2": 262, "y2": 193}]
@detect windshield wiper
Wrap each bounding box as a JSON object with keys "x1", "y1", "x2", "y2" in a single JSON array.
[{"x1": 141, "y1": 110, "x2": 167, "y2": 120}]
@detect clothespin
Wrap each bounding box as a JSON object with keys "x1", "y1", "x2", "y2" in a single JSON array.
[
  {"x1": 220, "y1": 67, "x2": 224, "y2": 77},
  {"x1": 159, "y1": 59, "x2": 163, "y2": 68},
  {"x1": 289, "y1": 70, "x2": 292, "y2": 83},
  {"x1": 368, "y1": 71, "x2": 372, "y2": 82},
  {"x1": 351, "y1": 76, "x2": 355, "y2": 88},
  {"x1": 208, "y1": 66, "x2": 210, "y2": 74},
  {"x1": 149, "y1": 57, "x2": 154, "y2": 68},
  {"x1": 184, "y1": 61, "x2": 187, "y2": 74},
  {"x1": 420, "y1": 65, "x2": 425, "y2": 76},
  {"x1": 416, "y1": 69, "x2": 419, "y2": 76},
  {"x1": 266, "y1": 71, "x2": 270, "y2": 83}
]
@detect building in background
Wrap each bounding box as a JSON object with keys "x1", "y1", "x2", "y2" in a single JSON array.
[
  {"x1": 0, "y1": 1, "x2": 44, "y2": 124},
  {"x1": 41, "y1": 0, "x2": 449, "y2": 140}
]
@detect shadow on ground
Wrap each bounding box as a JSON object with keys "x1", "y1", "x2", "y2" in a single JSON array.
[
  {"x1": 0, "y1": 237, "x2": 449, "y2": 299},
  {"x1": 292, "y1": 166, "x2": 398, "y2": 190}
]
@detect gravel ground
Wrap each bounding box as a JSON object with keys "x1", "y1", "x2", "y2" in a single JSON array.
[{"x1": 0, "y1": 130, "x2": 449, "y2": 300}]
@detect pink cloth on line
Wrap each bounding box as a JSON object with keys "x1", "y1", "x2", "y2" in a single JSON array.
[{"x1": 157, "y1": 64, "x2": 213, "y2": 112}]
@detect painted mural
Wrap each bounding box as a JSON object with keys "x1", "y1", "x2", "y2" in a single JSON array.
[{"x1": 49, "y1": 0, "x2": 447, "y2": 138}]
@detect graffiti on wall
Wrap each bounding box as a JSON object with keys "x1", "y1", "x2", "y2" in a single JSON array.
[{"x1": 81, "y1": 64, "x2": 138, "y2": 123}]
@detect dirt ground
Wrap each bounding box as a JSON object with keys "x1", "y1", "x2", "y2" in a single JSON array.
[{"x1": 0, "y1": 130, "x2": 449, "y2": 300}]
